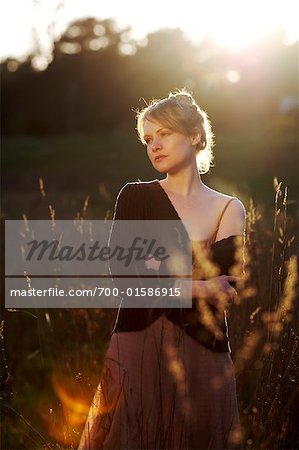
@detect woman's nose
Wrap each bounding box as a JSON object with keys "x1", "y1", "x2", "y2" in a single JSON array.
[{"x1": 151, "y1": 138, "x2": 161, "y2": 151}]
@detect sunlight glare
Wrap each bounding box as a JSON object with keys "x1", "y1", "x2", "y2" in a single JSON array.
[
  {"x1": 227, "y1": 70, "x2": 240, "y2": 83},
  {"x1": 94, "y1": 0, "x2": 299, "y2": 49},
  {"x1": 31, "y1": 55, "x2": 49, "y2": 71},
  {"x1": 118, "y1": 43, "x2": 137, "y2": 55},
  {"x1": 59, "y1": 42, "x2": 81, "y2": 54},
  {"x1": 0, "y1": 0, "x2": 298, "y2": 62},
  {"x1": 89, "y1": 36, "x2": 109, "y2": 51},
  {"x1": 7, "y1": 60, "x2": 19, "y2": 72},
  {"x1": 184, "y1": 0, "x2": 298, "y2": 48}
]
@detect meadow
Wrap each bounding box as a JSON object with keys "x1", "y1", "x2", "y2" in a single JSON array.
[{"x1": 1, "y1": 131, "x2": 298, "y2": 449}]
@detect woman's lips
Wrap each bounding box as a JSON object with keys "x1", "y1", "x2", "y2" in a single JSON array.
[{"x1": 154, "y1": 155, "x2": 167, "y2": 162}]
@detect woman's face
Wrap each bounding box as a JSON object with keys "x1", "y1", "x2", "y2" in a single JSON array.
[{"x1": 143, "y1": 119, "x2": 197, "y2": 174}]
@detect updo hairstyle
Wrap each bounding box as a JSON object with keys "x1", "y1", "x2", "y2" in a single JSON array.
[{"x1": 136, "y1": 89, "x2": 215, "y2": 174}]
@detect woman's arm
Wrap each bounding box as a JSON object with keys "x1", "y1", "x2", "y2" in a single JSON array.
[
  {"x1": 112, "y1": 182, "x2": 144, "y2": 221},
  {"x1": 192, "y1": 276, "x2": 240, "y2": 311},
  {"x1": 108, "y1": 183, "x2": 145, "y2": 305}
]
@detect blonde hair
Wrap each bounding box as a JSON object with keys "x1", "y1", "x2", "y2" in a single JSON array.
[{"x1": 136, "y1": 89, "x2": 215, "y2": 174}]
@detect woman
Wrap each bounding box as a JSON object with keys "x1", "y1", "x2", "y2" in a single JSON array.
[{"x1": 79, "y1": 90, "x2": 246, "y2": 449}]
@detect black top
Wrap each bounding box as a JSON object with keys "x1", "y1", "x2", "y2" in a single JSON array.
[{"x1": 109, "y1": 179, "x2": 243, "y2": 353}]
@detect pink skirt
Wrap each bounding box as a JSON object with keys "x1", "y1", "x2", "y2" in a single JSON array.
[{"x1": 78, "y1": 315, "x2": 242, "y2": 449}]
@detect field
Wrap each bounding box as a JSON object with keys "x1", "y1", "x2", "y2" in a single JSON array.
[{"x1": 1, "y1": 132, "x2": 298, "y2": 449}]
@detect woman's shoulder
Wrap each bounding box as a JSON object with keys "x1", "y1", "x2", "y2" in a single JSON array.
[
  {"x1": 114, "y1": 180, "x2": 156, "y2": 220},
  {"x1": 204, "y1": 186, "x2": 246, "y2": 215},
  {"x1": 114, "y1": 180, "x2": 159, "y2": 220},
  {"x1": 117, "y1": 179, "x2": 157, "y2": 196},
  {"x1": 204, "y1": 188, "x2": 246, "y2": 239}
]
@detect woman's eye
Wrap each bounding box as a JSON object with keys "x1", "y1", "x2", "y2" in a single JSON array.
[{"x1": 161, "y1": 131, "x2": 170, "y2": 137}]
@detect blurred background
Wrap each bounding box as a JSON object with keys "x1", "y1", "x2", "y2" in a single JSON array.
[
  {"x1": 1, "y1": 1, "x2": 298, "y2": 449},
  {"x1": 1, "y1": 0, "x2": 298, "y2": 220}
]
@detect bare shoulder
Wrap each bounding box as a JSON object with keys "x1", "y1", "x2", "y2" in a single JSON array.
[
  {"x1": 205, "y1": 187, "x2": 245, "y2": 214},
  {"x1": 204, "y1": 187, "x2": 246, "y2": 238}
]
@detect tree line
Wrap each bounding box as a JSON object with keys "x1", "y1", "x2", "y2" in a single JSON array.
[{"x1": 1, "y1": 18, "x2": 297, "y2": 135}]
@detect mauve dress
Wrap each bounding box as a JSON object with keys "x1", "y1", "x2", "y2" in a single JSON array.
[{"x1": 78, "y1": 181, "x2": 243, "y2": 450}]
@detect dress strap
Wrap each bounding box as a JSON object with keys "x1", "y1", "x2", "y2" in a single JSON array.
[{"x1": 215, "y1": 198, "x2": 236, "y2": 234}]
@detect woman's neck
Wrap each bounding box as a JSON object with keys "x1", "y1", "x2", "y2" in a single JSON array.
[{"x1": 160, "y1": 168, "x2": 206, "y2": 197}]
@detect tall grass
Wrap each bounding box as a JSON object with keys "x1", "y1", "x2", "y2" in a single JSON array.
[
  {"x1": 230, "y1": 178, "x2": 298, "y2": 449},
  {"x1": 1, "y1": 178, "x2": 298, "y2": 449}
]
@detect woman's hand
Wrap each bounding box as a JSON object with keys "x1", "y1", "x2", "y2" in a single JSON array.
[{"x1": 193, "y1": 276, "x2": 240, "y2": 311}]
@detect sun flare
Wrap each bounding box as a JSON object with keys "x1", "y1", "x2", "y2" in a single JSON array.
[
  {"x1": 106, "y1": 0, "x2": 299, "y2": 49},
  {"x1": 0, "y1": 0, "x2": 298, "y2": 62}
]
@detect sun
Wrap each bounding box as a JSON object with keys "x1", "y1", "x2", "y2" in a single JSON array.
[{"x1": 182, "y1": 0, "x2": 298, "y2": 48}]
